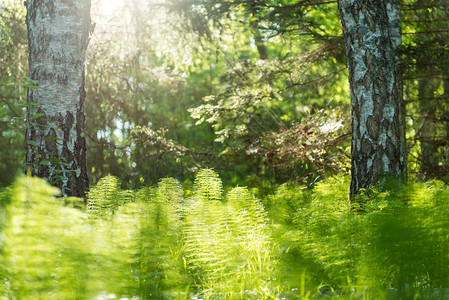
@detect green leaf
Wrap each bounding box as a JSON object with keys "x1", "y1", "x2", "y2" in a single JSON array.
[
  {"x1": 60, "y1": 162, "x2": 72, "y2": 168},
  {"x1": 27, "y1": 140, "x2": 40, "y2": 147},
  {"x1": 21, "y1": 102, "x2": 45, "y2": 108},
  {"x1": 23, "y1": 76, "x2": 38, "y2": 85},
  {"x1": 12, "y1": 117, "x2": 26, "y2": 122},
  {"x1": 39, "y1": 159, "x2": 52, "y2": 165},
  {"x1": 54, "y1": 169, "x2": 75, "y2": 174},
  {"x1": 11, "y1": 82, "x2": 40, "y2": 89},
  {"x1": 32, "y1": 113, "x2": 45, "y2": 119},
  {"x1": 43, "y1": 136, "x2": 61, "y2": 142}
]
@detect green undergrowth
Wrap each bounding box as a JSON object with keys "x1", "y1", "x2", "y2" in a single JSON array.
[{"x1": 1, "y1": 171, "x2": 449, "y2": 299}]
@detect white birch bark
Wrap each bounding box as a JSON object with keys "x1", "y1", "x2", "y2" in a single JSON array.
[
  {"x1": 25, "y1": 0, "x2": 92, "y2": 197},
  {"x1": 338, "y1": 0, "x2": 407, "y2": 195}
]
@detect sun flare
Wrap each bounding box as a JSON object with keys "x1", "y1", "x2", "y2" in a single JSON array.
[{"x1": 92, "y1": 0, "x2": 124, "y2": 18}]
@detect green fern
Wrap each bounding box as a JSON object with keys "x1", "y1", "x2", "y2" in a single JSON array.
[
  {"x1": 182, "y1": 173, "x2": 276, "y2": 298},
  {"x1": 6, "y1": 172, "x2": 449, "y2": 299},
  {"x1": 265, "y1": 183, "x2": 310, "y2": 225},
  {"x1": 134, "y1": 201, "x2": 184, "y2": 297},
  {"x1": 193, "y1": 168, "x2": 223, "y2": 202},
  {"x1": 1, "y1": 176, "x2": 93, "y2": 299},
  {"x1": 156, "y1": 177, "x2": 184, "y2": 205},
  {"x1": 136, "y1": 185, "x2": 156, "y2": 203},
  {"x1": 226, "y1": 186, "x2": 268, "y2": 226},
  {"x1": 87, "y1": 175, "x2": 121, "y2": 217}
]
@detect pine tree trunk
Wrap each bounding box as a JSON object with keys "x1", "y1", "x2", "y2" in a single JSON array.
[
  {"x1": 444, "y1": 78, "x2": 449, "y2": 173},
  {"x1": 418, "y1": 76, "x2": 439, "y2": 179},
  {"x1": 338, "y1": 0, "x2": 407, "y2": 196},
  {"x1": 25, "y1": 0, "x2": 91, "y2": 197}
]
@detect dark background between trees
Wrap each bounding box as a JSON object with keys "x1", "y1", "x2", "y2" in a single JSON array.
[{"x1": 1, "y1": 0, "x2": 449, "y2": 189}]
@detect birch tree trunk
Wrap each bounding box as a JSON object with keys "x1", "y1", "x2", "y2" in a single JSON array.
[
  {"x1": 25, "y1": 0, "x2": 91, "y2": 197},
  {"x1": 338, "y1": 0, "x2": 407, "y2": 196}
]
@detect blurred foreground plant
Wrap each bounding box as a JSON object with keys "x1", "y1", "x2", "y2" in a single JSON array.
[{"x1": 2, "y1": 172, "x2": 449, "y2": 299}]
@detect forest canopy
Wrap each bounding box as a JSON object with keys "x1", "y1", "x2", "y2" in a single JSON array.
[
  {"x1": 3, "y1": 0, "x2": 351, "y2": 188},
  {"x1": 2, "y1": 0, "x2": 449, "y2": 190}
]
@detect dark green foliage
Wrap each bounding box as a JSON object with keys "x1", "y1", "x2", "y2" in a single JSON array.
[{"x1": 401, "y1": 0, "x2": 449, "y2": 180}]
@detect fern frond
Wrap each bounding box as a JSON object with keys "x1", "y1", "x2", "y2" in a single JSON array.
[
  {"x1": 156, "y1": 177, "x2": 184, "y2": 205},
  {"x1": 182, "y1": 176, "x2": 276, "y2": 298},
  {"x1": 87, "y1": 175, "x2": 120, "y2": 217},
  {"x1": 226, "y1": 186, "x2": 268, "y2": 227},
  {"x1": 193, "y1": 169, "x2": 223, "y2": 202},
  {"x1": 2, "y1": 176, "x2": 92, "y2": 298},
  {"x1": 136, "y1": 186, "x2": 156, "y2": 203}
]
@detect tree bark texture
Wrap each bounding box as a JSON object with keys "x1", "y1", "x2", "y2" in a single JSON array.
[
  {"x1": 338, "y1": 0, "x2": 407, "y2": 195},
  {"x1": 25, "y1": 0, "x2": 91, "y2": 197}
]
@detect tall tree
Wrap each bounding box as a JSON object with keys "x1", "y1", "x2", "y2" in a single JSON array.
[
  {"x1": 402, "y1": 0, "x2": 449, "y2": 180},
  {"x1": 338, "y1": 0, "x2": 407, "y2": 195},
  {"x1": 25, "y1": 0, "x2": 91, "y2": 196},
  {"x1": 418, "y1": 75, "x2": 439, "y2": 178}
]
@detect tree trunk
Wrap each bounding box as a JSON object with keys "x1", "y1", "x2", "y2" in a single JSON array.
[
  {"x1": 418, "y1": 76, "x2": 439, "y2": 179},
  {"x1": 25, "y1": 0, "x2": 91, "y2": 197},
  {"x1": 253, "y1": 27, "x2": 268, "y2": 60},
  {"x1": 338, "y1": 0, "x2": 407, "y2": 196},
  {"x1": 444, "y1": 78, "x2": 449, "y2": 172}
]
